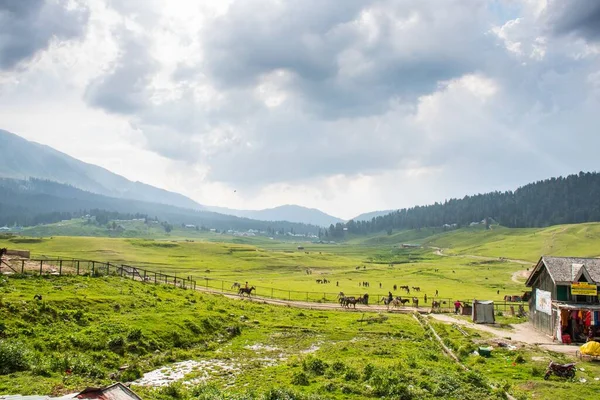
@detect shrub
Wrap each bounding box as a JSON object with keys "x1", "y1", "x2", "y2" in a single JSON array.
[
  {"x1": 291, "y1": 371, "x2": 310, "y2": 386},
  {"x1": 127, "y1": 328, "x2": 143, "y2": 341},
  {"x1": 330, "y1": 361, "x2": 346, "y2": 373},
  {"x1": 362, "y1": 363, "x2": 375, "y2": 380},
  {"x1": 303, "y1": 357, "x2": 328, "y2": 376},
  {"x1": 108, "y1": 336, "x2": 125, "y2": 352},
  {"x1": 121, "y1": 365, "x2": 142, "y2": 382},
  {"x1": 531, "y1": 366, "x2": 544, "y2": 377},
  {"x1": 514, "y1": 353, "x2": 526, "y2": 364},
  {"x1": 0, "y1": 341, "x2": 29, "y2": 374},
  {"x1": 344, "y1": 368, "x2": 360, "y2": 381}
]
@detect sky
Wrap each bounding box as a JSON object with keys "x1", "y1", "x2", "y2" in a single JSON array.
[{"x1": 0, "y1": 0, "x2": 599, "y2": 220}]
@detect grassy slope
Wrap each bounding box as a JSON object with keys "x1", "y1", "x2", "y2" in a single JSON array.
[
  {"x1": 0, "y1": 235, "x2": 526, "y2": 301},
  {"x1": 2, "y1": 276, "x2": 598, "y2": 399},
  {"x1": 0, "y1": 275, "x2": 493, "y2": 399},
  {"x1": 420, "y1": 223, "x2": 600, "y2": 262}
]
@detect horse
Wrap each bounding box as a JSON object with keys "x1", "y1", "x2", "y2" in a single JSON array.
[
  {"x1": 380, "y1": 296, "x2": 393, "y2": 305},
  {"x1": 343, "y1": 297, "x2": 359, "y2": 309},
  {"x1": 231, "y1": 282, "x2": 241, "y2": 289},
  {"x1": 316, "y1": 279, "x2": 323, "y2": 284},
  {"x1": 238, "y1": 286, "x2": 255, "y2": 297},
  {"x1": 360, "y1": 293, "x2": 369, "y2": 305},
  {"x1": 396, "y1": 297, "x2": 410, "y2": 305},
  {"x1": 431, "y1": 300, "x2": 441, "y2": 310},
  {"x1": 412, "y1": 297, "x2": 419, "y2": 307},
  {"x1": 0, "y1": 248, "x2": 6, "y2": 259},
  {"x1": 33, "y1": 294, "x2": 43, "y2": 301},
  {"x1": 412, "y1": 286, "x2": 421, "y2": 292}
]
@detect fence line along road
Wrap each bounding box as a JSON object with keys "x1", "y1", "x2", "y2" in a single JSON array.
[{"x1": 0, "y1": 256, "x2": 530, "y2": 314}]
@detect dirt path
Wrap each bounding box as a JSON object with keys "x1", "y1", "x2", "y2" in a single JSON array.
[
  {"x1": 432, "y1": 247, "x2": 533, "y2": 266},
  {"x1": 428, "y1": 314, "x2": 577, "y2": 355},
  {"x1": 511, "y1": 270, "x2": 530, "y2": 283}
]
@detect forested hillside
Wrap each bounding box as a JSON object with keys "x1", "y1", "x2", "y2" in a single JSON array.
[
  {"x1": 0, "y1": 178, "x2": 319, "y2": 234},
  {"x1": 338, "y1": 172, "x2": 600, "y2": 236}
]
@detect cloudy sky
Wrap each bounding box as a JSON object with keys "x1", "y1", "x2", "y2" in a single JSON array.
[{"x1": 0, "y1": 0, "x2": 599, "y2": 219}]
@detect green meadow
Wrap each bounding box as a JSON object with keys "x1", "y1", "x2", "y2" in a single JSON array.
[
  {"x1": 2, "y1": 275, "x2": 599, "y2": 399},
  {"x1": 2, "y1": 222, "x2": 600, "y2": 398}
]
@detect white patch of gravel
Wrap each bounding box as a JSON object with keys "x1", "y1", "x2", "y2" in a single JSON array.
[
  {"x1": 134, "y1": 359, "x2": 240, "y2": 387},
  {"x1": 245, "y1": 343, "x2": 281, "y2": 352}
]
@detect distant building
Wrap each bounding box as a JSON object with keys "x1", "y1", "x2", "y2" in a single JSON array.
[
  {"x1": 184, "y1": 224, "x2": 196, "y2": 229},
  {"x1": 401, "y1": 243, "x2": 420, "y2": 248},
  {"x1": 526, "y1": 256, "x2": 600, "y2": 343}
]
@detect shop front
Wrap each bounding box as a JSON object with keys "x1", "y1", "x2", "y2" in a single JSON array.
[{"x1": 554, "y1": 303, "x2": 600, "y2": 344}]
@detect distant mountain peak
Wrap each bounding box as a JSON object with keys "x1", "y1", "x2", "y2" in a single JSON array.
[
  {"x1": 0, "y1": 129, "x2": 203, "y2": 210},
  {"x1": 204, "y1": 204, "x2": 344, "y2": 227}
]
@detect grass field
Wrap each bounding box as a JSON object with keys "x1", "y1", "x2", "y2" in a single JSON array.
[
  {"x1": 0, "y1": 234, "x2": 528, "y2": 303},
  {"x1": 4, "y1": 222, "x2": 600, "y2": 303},
  {"x1": 2, "y1": 275, "x2": 599, "y2": 399}
]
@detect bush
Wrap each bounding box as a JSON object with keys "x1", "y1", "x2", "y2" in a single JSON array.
[
  {"x1": 303, "y1": 357, "x2": 328, "y2": 376},
  {"x1": 291, "y1": 371, "x2": 310, "y2": 386},
  {"x1": 514, "y1": 353, "x2": 526, "y2": 364},
  {"x1": 127, "y1": 328, "x2": 143, "y2": 341},
  {"x1": 121, "y1": 365, "x2": 142, "y2": 382},
  {"x1": 362, "y1": 363, "x2": 375, "y2": 380},
  {"x1": 0, "y1": 341, "x2": 29, "y2": 374},
  {"x1": 344, "y1": 368, "x2": 360, "y2": 381},
  {"x1": 531, "y1": 366, "x2": 544, "y2": 377},
  {"x1": 108, "y1": 336, "x2": 125, "y2": 351}
]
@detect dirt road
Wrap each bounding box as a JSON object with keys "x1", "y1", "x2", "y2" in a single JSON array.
[
  {"x1": 432, "y1": 247, "x2": 533, "y2": 266},
  {"x1": 428, "y1": 313, "x2": 577, "y2": 355}
]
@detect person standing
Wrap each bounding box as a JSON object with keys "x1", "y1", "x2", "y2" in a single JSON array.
[{"x1": 454, "y1": 300, "x2": 462, "y2": 314}]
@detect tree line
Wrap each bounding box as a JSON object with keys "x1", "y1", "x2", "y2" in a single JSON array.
[{"x1": 328, "y1": 171, "x2": 600, "y2": 237}]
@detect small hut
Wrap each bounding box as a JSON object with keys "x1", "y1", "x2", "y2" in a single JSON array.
[{"x1": 472, "y1": 300, "x2": 495, "y2": 324}]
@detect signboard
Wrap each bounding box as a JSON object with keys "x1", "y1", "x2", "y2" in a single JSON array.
[
  {"x1": 535, "y1": 289, "x2": 552, "y2": 315},
  {"x1": 571, "y1": 282, "x2": 598, "y2": 296}
]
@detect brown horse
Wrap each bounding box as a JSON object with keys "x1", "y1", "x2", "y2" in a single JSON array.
[
  {"x1": 238, "y1": 286, "x2": 255, "y2": 297},
  {"x1": 0, "y1": 248, "x2": 6, "y2": 258},
  {"x1": 231, "y1": 282, "x2": 241, "y2": 289}
]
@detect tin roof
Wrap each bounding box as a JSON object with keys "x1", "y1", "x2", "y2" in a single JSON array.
[{"x1": 526, "y1": 256, "x2": 600, "y2": 286}]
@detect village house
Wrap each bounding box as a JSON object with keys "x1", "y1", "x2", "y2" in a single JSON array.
[{"x1": 525, "y1": 256, "x2": 600, "y2": 344}]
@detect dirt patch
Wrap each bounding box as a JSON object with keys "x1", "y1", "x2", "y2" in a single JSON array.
[{"x1": 511, "y1": 270, "x2": 530, "y2": 283}]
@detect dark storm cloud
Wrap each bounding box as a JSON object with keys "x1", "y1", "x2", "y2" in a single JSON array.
[
  {"x1": 0, "y1": 0, "x2": 89, "y2": 70},
  {"x1": 201, "y1": 0, "x2": 494, "y2": 118},
  {"x1": 545, "y1": 0, "x2": 600, "y2": 42},
  {"x1": 85, "y1": 33, "x2": 158, "y2": 115}
]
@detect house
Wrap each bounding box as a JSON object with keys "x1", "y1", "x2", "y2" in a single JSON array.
[{"x1": 525, "y1": 256, "x2": 600, "y2": 343}]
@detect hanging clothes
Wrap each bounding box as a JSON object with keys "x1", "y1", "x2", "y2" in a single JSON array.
[
  {"x1": 584, "y1": 311, "x2": 592, "y2": 327},
  {"x1": 561, "y1": 309, "x2": 570, "y2": 328}
]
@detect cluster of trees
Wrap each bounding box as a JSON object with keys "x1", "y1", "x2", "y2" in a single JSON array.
[{"x1": 344, "y1": 172, "x2": 600, "y2": 235}]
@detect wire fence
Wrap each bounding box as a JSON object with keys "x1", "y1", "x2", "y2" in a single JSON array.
[{"x1": 0, "y1": 256, "x2": 530, "y2": 314}]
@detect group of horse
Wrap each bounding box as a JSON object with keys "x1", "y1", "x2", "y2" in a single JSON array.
[
  {"x1": 337, "y1": 292, "x2": 369, "y2": 308},
  {"x1": 231, "y1": 282, "x2": 256, "y2": 297},
  {"x1": 315, "y1": 278, "x2": 330, "y2": 284},
  {"x1": 391, "y1": 284, "x2": 420, "y2": 294}
]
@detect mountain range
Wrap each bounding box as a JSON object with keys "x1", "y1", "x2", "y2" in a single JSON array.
[{"x1": 0, "y1": 129, "x2": 349, "y2": 227}]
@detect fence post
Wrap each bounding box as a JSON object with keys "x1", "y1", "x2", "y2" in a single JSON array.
[
  {"x1": 59, "y1": 259, "x2": 62, "y2": 275},
  {"x1": 289, "y1": 291, "x2": 291, "y2": 300},
  {"x1": 91, "y1": 261, "x2": 95, "y2": 276},
  {"x1": 221, "y1": 281, "x2": 224, "y2": 293},
  {"x1": 21, "y1": 260, "x2": 24, "y2": 274},
  {"x1": 154, "y1": 272, "x2": 157, "y2": 284},
  {"x1": 194, "y1": 280, "x2": 196, "y2": 290},
  {"x1": 271, "y1": 288, "x2": 274, "y2": 298},
  {"x1": 107, "y1": 263, "x2": 110, "y2": 275},
  {"x1": 77, "y1": 261, "x2": 80, "y2": 275},
  {"x1": 39, "y1": 260, "x2": 43, "y2": 275},
  {"x1": 144, "y1": 270, "x2": 147, "y2": 282}
]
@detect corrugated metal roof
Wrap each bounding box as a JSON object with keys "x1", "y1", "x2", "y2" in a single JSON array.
[
  {"x1": 526, "y1": 256, "x2": 600, "y2": 286},
  {"x1": 541, "y1": 256, "x2": 600, "y2": 283}
]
